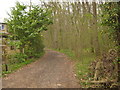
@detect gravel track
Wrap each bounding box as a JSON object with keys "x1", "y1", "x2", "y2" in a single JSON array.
[{"x1": 2, "y1": 49, "x2": 80, "y2": 88}]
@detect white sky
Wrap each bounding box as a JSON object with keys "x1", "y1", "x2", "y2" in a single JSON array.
[
  {"x1": 0, "y1": 0, "x2": 41, "y2": 22},
  {"x1": 0, "y1": 0, "x2": 119, "y2": 22}
]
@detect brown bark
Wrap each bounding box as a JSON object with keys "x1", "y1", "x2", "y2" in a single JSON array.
[{"x1": 92, "y1": 2, "x2": 100, "y2": 56}]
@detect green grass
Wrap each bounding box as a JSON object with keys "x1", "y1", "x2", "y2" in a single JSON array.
[
  {"x1": 2, "y1": 52, "x2": 44, "y2": 77},
  {"x1": 51, "y1": 48, "x2": 96, "y2": 87},
  {"x1": 75, "y1": 54, "x2": 95, "y2": 80},
  {"x1": 2, "y1": 59, "x2": 33, "y2": 75},
  {"x1": 54, "y1": 49, "x2": 76, "y2": 59}
]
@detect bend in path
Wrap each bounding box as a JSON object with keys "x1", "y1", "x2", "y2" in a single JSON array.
[{"x1": 2, "y1": 49, "x2": 80, "y2": 88}]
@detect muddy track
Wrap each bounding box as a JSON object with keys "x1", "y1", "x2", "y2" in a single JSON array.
[{"x1": 2, "y1": 49, "x2": 80, "y2": 88}]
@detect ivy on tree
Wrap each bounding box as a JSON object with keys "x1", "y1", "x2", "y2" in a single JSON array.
[{"x1": 101, "y1": 2, "x2": 120, "y2": 82}]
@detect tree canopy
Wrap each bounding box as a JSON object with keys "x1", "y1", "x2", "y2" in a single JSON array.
[{"x1": 6, "y1": 2, "x2": 52, "y2": 57}]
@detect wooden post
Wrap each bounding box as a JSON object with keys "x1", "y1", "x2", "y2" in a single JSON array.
[{"x1": 94, "y1": 59, "x2": 102, "y2": 81}]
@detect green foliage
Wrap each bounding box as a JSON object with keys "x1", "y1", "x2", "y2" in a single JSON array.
[
  {"x1": 44, "y1": 2, "x2": 117, "y2": 86},
  {"x1": 6, "y1": 2, "x2": 52, "y2": 58},
  {"x1": 3, "y1": 51, "x2": 44, "y2": 77},
  {"x1": 2, "y1": 2, "x2": 52, "y2": 76},
  {"x1": 101, "y1": 2, "x2": 120, "y2": 68},
  {"x1": 101, "y1": 2, "x2": 120, "y2": 40},
  {"x1": 2, "y1": 58, "x2": 35, "y2": 77},
  {"x1": 8, "y1": 53, "x2": 28, "y2": 64},
  {"x1": 14, "y1": 53, "x2": 27, "y2": 62},
  {"x1": 8, "y1": 40, "x2": 22, "y2": 49}
]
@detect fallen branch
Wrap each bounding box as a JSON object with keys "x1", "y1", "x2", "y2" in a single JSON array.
[{"x1": 81, "y1": 80, "x2": 117, "y2": 84}]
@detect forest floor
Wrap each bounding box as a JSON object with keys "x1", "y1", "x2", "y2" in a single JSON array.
[{"x1": 2, "y1": 49, "x2": 80, "y2": 88}]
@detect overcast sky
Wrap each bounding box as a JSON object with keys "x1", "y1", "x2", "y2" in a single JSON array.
[
  {"x1": 0, "y1": 0, "x2": 41, "y2": 22},
  {"x1": 0, "y1": 0, "x2": 119, "y2": 22}
]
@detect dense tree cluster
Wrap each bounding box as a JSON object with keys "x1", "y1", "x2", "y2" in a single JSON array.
[
  {"x1": 43, "y1": 1, "x2": 119, "y2": 87},
  {"x1": 44, "y1": 2, "x2": 115, "y2": 58},
  {"x1": 3, "y1": 1, "x2": 120, "y2": 88},
  {"x1": 6, "y1": 2, "x2": 52, "y2": 57}
]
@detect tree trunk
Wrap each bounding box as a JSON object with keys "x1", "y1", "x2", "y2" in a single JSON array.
[{"x1": 92, "y1": 2, "x2": 100, "y2": 56}]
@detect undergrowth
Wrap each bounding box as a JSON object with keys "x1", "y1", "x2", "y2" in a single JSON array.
[{"x1": 2, "y1": 52, "x2": 44, "y2": 77}]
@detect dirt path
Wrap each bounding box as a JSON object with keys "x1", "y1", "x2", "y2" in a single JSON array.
[{"x1": 2, "y1": 49, "x2": 80, "y2": 88}]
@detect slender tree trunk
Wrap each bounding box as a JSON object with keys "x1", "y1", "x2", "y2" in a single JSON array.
[
  {"x1": 86, "y1": 2, "x2": 95, "y2": 53},
  {"x1": 92, "y1": 2, "x2": 100, "y2": 56}
]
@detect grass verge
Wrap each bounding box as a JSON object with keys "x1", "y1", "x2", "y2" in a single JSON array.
[
  {"x1": 2, "y1": 52, "x2": 44, "y2": 77},
  {"x1": 52, "y1": 49, "x2": 76, "y2": 59},
  {"x1": 51, "y1": 48, "x2": 96, "y2": 87}
]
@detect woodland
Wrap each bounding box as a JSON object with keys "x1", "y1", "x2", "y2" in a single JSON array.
[{"x1": 2, "y1": 1, "x2": 120, "y2": 88}]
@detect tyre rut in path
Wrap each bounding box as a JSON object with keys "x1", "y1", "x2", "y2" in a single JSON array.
[{"x1": 2, "y1": 49, "x2": 80, "y2": 88}]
